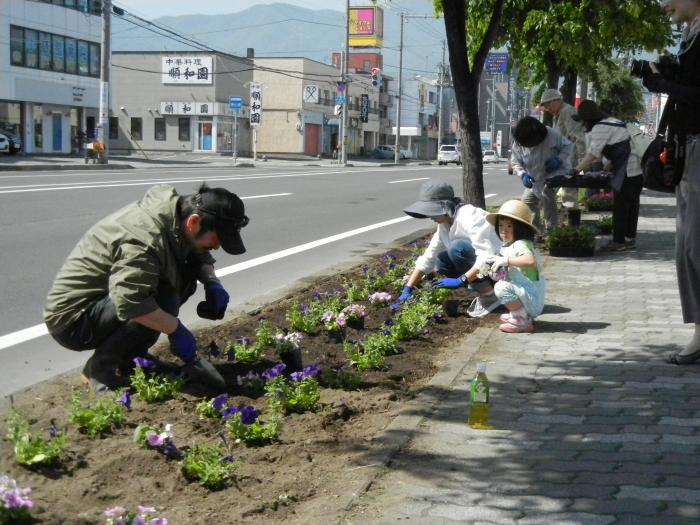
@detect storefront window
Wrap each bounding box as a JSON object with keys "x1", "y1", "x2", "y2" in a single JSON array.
[
  {"x1": 130, "y1": 118, "x2": 142, "y2": 141},
  {"x1": 77, "y1": 40, "x2": 89, "y2": 75},
  {"x1": 65, "y1": 0, "x2": 76, "y2": 7},
  {"x1": 65, "y1": 38, "x2": 76, "y2": 74},
  {"x1": 39, "y1": 32, "x2": 52, "y2": 70},
  {"x1": 52, "y1": 35, "x2": 65, "y2": 72},
  {"x1": 178, "y1": 118, "x2": 190, "y2": 141},
  {"x1": 109, "y1": 117, "x2": 118, "y2": 139},
  {"x1": 25, "y1": 30, "x2": 39, "y2": 68},
  {"x1": 89, "y1": 43, "x2": 100, "y2": 77},
  {"x1": 34, "y1": 106, "x2": 43, "y2": 150},
  {"x1": 10, "y1": 27, "x2": 23, "y2": 65},
  {"x1": 154, "y1": 118, "x2": 166, "y2": 141},
  {"x1": 77, "y1": 0, "x2": 88, "y2": 12},
  {"x1": 0, "y1": 102, "x2": 22, "y2": 138}
]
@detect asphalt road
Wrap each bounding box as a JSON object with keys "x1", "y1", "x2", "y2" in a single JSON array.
[{"x1": 0, "y1": 162, "x2": 519, "y2": 396}]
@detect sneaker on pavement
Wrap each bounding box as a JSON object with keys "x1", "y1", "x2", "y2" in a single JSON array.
[
  {"x1": 467, "y1": 295, "x2": 501, "y2": 318},
  {"x1": 625, "y1": 238, "x2": 636, "y2": 248},
  {"x1": 499, "y1": 316, "x2": 534, "y2": 333},
  {"x1": 500, "y1": 313, "x2": 513, "y2": 323}
]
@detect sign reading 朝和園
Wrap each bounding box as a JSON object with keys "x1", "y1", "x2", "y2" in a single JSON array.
[
  {"x1": 162, "y1": 56, "x2": 213, "y2": 84},
  {"x1": 249, "y1": 83, "x2": 263, "y2": 126}
]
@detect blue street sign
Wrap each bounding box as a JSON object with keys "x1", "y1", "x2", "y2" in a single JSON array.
[
  {"x1": 335, "y1": 95, "x2": 346, "y2": 105},
  {"x1": 229, "y1": 96, "x2": 243, "y2": 110},
  {"x1": 485, "y1": 53, "x2": 509, "y2": 74}
]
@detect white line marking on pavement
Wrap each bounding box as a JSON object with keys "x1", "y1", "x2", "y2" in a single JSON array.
[
  {"x1": 241, "y1": 193, "x2": 292, "y2": 199},
  {"x1": 0, "y1": 215, "x2": 412, "y2": 350},
  {"x1": 216, "y1": 216, "x2": 411, "y2": 277},
  {"x1": 0, "y1": 167, "x2": 431, "y2": 194},
  {"x1": 0, "y1": 324, "x2": 49, "y2": 351},
  {"x1": 485, "y1": 193, "x2": 497, "y2": 199},
  {"x1": 387, "y1": 177, "x2": 430, "y2": 184}
]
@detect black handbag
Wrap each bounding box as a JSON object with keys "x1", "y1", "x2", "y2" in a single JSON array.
[{"x1": 641, "y1": 104, "x2": 681, "y2": 193}]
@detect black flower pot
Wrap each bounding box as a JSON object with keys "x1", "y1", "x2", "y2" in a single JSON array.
[
  {"x1": 346, "y1": 317, "x2": 365, "y2": 330},
  {"x1": 443, "y1": 299, "x2": 460, "y2": 317},
  {"x1": 328, "y1": 329, "x2": 345, "y2": 343},
  {"x1": 280, "y1": 347, "x2": 303, "y2": 372},
  {"x1": 549, "y1": 245, "x2": 595, "y2": 257},
  {"x1": 567, "y1": 209, "x2": 581, "y2": 228}
]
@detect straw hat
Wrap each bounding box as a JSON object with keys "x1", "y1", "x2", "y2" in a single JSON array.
[{"x1": 486, "y1": 200, "x2": 537, "y2": 231}]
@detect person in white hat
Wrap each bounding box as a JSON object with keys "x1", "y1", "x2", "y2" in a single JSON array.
[
  {"x1": 539, "y1": 88, "x2": 587, "y2": 208},
  {"x1": 484, "y1": 200, "x2": 546, "y2": 333}
]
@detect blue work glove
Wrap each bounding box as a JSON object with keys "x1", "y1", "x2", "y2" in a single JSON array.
[
  {"x1": 521, "y1": 172, "x2": 534, "y2": 188},
  {"x1": 434, "y1": 277, "x2": 465, "y2": 289},
  {"x1": 398, "y1": 285, "x2": 413, "y2": 303},
  {"x1": 169, "y1": 320, "x2": 197, "y2": 364},
  {"x1": 203, "y1": 282, "x2": 229, "y2": 319},
  {"x1": 544, "y1": 156, "x2": 563, "y2": 173}
]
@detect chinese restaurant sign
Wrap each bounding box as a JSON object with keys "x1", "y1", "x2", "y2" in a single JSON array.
[
  {"x1": 250, "y1": 83, "x2": 262, "y2": 126},
  {"x1": 162, "y1": 56, "x2": 213, "y2": 84}
]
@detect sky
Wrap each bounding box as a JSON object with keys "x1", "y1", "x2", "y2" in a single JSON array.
[{"x1": 113, "y1": 0, "x2": 346, "y2": 18}]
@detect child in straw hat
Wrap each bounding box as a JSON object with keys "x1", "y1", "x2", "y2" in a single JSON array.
[{"x1": 484, "y1": 200, "x2": 546, "y2": 333}]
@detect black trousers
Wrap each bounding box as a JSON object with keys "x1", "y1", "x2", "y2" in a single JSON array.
[
  {"x1": 612, "y1": 175, "x2": 643, "y2": 243},
  {"x1": 50, "y1": 277, "x2": 197, "y2": 373}
]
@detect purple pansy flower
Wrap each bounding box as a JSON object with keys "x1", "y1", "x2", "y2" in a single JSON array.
[
  {"x1": 302, "y1": 364, "x2": 320, "y2": 378},
  {"x1": 146, "y1": 432, "x2": 165, "y2": 448},
  {"x1": 119, "y1": 390, "x2": 132, "y2": 410},
  {"x1": 262, "y1": 363, "x2": 286, "y2": 381},
  {"x1": 290, "y1": 371, "x2": 304, "y2": 382},
  {"x1": 104, "y1": 506, "x2": 126, "y2": 518},
  {"x1": 300, "y1": 303, "x2": 310, "y2": 315},
  {"x1": 133, "y1": 357, "x2": 156, "y2": 371},
  {"x1": 211, "y1": 394, "x2": 229, "y2": 412},
  {"x1": 236, "y1": 336, "x2": 250, "y2": 346},
  {"x1": 239, "y1": 405, "x2": 259, "y2": 425},
  {"x1": 221, "y1": 406, "x2": 240, "y2": 420},
  {"x1": 49, "y1": 418, "x2": 59, "y2": 438}
]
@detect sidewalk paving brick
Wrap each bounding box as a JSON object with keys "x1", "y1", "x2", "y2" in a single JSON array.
[{"x1": 341, "y1": 192, "x2": 699, "y2": 524}]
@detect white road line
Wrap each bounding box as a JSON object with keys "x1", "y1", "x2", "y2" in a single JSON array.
[
  {"x1": 0, "y1": 167, "x2": 431, "y2": 195},
  {"x1": 387, "y1": 177, "x2": 430, "y2": 184},
  {"x1": 485, "y1": 193, "x2": 497, "y2": 199},
  {"x1": 0, "y1": 215, "x2": 412, "y2": 350},
  {"x1": 241, "y1": 192, "x2": 292, "y2": 199}
]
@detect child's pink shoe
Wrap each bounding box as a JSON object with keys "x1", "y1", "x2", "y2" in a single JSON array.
[
  {"x1": 499, "y1": 316, "x2": 534, "y2": 333},
  {"x1": 500, "y1": 313, "x2": 512, "y2": 323}
]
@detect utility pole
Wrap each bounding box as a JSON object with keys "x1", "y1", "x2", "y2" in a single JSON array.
[
  {"x1": 437, "y1": 39, "x2": 445, "y2": 154},
  {"x1": 341, "y1": 0, "x2": 350, "y2": 166},
  {"x1": 99, "y1": 0, "x2": 111, "y2": 164},
  {"x1": 394, "y1": 12, "x2": 404, "y2": 165}
]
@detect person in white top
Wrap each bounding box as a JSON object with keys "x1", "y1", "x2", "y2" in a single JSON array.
[
  {"x1": 400, "y1": 181, "x2": 502, "y2": 318},
  {"x1": 510, "y1": 116, "x2": 574, "y2": 234},
  {"x1": 572, "y1": 100, "x2": 638, "y2": 251}
]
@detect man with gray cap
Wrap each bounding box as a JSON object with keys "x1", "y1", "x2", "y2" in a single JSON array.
[
  {"x1": 45, "y1": 183, "x2": 248, "y2": 392},
  {"x1": 539, "y1": 89, "x2": 587, "y2": 207},
  {"x1": 399, "y1": 180, "x2": 502, "y2": 318},
  {"x1": 510, "y1": 116, "x2": 574, "y2": 234}
]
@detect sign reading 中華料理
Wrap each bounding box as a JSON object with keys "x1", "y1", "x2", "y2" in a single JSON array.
[
  {"x1": 162, "y1": 56, "x2": 213, "y2": 84},
  {"x1": 250, "y1": 83, "x2": 262, "y2": 126}
]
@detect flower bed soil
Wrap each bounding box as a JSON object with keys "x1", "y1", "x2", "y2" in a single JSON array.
[{"x1": 0, "y1": 241, "x2": 499, "y2": 525}]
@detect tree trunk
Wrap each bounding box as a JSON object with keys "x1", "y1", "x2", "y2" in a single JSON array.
[
  {"x1": 442, "y1": 0, "x2": 504, "y2": 208},
  {"x1": 560, "y1": 69, "x2": 577, "y2": 105}
]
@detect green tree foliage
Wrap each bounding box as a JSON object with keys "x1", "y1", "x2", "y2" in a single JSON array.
[
  {"x1": 486, "y1": 0, "x2": 673, "y2": 95},
  {"x1": 595, "y1": 61, "x2": 645, "y2": 121}
]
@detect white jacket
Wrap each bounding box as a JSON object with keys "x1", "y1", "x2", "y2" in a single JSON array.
[{"x1": 414, "y1": 204, "x2": 501, "y2": 274}]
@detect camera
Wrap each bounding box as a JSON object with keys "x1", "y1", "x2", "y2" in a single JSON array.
[{"x1": 630, "y1": 54, "x2": 679, "y2": 79}]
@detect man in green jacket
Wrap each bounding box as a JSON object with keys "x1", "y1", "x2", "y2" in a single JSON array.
[{"x1": 44, "y1": 183, "x2": 248, "y2": 392}]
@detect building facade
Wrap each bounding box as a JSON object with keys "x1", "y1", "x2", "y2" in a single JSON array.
[
  {"x1": 393, "y1": 75, "x2": 440, "y2": 160},
  {"x1": 109, "y1": 52, "x2": 253, "y2": 155},
  {"x1": 1, "y1": 0, "x2": 103, "y2": 153}
]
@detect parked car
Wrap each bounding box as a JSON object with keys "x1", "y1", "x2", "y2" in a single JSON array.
[
  {"x1": 482, "y1": 149, "x2": 501, "y2": 163},
  {"x1": 372, "y1": 144, "x2": 409, "y2": 160},
  {"x1": 0, "y1": 132, "x2": 21, "y2": 154},
  {"x1": 437, "y1": 144, "x2": 461, "y2": 165}
]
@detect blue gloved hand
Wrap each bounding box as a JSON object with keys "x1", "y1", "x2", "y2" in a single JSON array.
[
  {"x1": 434, "y1": 277, "x2": 465, "y2": 289},
  {"x1": 544, "y1": 156, "x2": 563, "y2": 173},
  {"x1": 169, "y1": 320, "x2": 197, "y2": 364},
  {"x1": 203, "y1": 282, "x2": 229, "y2": 319},
  {"x1": 398, "y1": 285, "x2": 413, "y2": 303},
  {"x1": 521, "y1": 172, "x2": 534, "y2": 188}
]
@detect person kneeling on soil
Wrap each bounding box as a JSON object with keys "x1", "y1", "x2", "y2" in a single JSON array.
[
  {"x1": 400, "y1": 180, "x2": 502, "y2": 317},
  {"x1": 485, "y1": 200, "x2": 546, "y2": 333},
  {"x1": 44, "y1": 183, "x2": 249, "y2": 392}
]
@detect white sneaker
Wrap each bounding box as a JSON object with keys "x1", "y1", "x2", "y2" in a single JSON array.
[{"x1": 467, "y1": 295, "x2": 501, "y2": 318}]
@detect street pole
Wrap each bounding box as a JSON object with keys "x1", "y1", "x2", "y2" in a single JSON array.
[
  {"x1": 437, "y1": 39, "x2": 445, "y2": 155},
  {"x1": 394, "y1": 12, "x2": 404, "y2": 165},
  {"x1": 99, "y1": 0, "x2": 111, "y2": 164},
  {"x1": 341, "y1": 0, "x2": 349, "y2": 166},
  {"x1": 490, "y1": 76, "x2": 496, "y2": 148},
  {"x1": 233, "y1": 111, "x2": 238, "y2": 164}
]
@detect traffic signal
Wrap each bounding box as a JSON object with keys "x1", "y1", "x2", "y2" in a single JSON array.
[{"x1": 371, "y1": 67, "x2": 382, "y2": 88}]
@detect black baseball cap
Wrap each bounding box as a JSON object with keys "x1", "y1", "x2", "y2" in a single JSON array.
[{"x1": 196, "y1": 187, "x2": 248, "y2": 254}]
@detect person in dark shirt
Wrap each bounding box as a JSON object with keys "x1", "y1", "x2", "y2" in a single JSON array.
[{"x1": 643, "y1": 0, "x2": 700, "y2": 364}]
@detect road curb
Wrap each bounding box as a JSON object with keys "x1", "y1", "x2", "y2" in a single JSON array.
[
  {"x1": 0, "y1": 163, "x2": 134, "y2": 172},
  {"x1": 336, "y1": 325, "x2": 496, "y2": 523}
]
